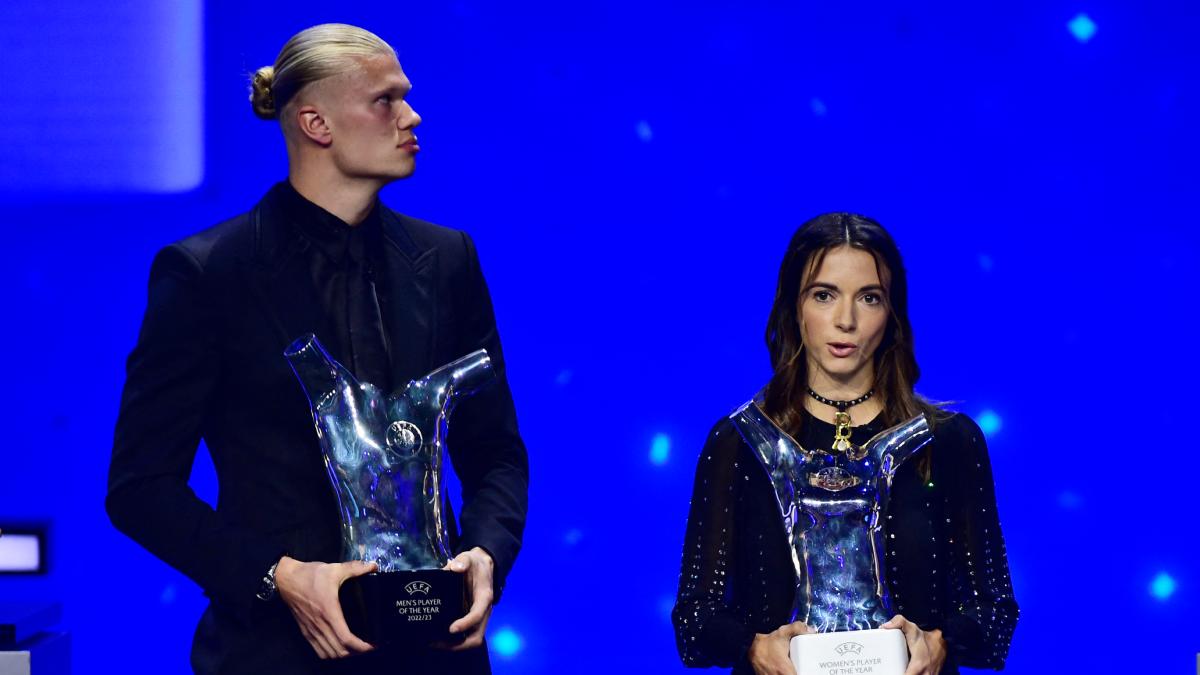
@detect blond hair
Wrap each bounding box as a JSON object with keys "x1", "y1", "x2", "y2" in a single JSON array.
[{"x1": 250, "y1": 24, "x2": 395, "y2": 121}]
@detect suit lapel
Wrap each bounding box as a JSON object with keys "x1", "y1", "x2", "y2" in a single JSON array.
[
  {"x1": 380, "y1": 211, "x2": 438, "y2": 391},
  {"x1": 241, "y1": 192, "x2": 438, "y2": 387},
  {"x1": 244, "y1": 199, "x2": 331, "y2": 355}
]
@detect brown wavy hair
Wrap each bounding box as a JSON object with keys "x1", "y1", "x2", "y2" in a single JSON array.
[{"x1": 762, "y1": 212, "x2": 943, "y2": 439}]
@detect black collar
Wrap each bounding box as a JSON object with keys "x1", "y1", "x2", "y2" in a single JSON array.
[{"x1": 272, "y1": 180, "x2": 383, "y2": 264}]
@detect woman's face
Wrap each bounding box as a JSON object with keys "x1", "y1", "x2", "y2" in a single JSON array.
[{"x1": 797, "y1": 245, "x2": 890, "y2": 388}]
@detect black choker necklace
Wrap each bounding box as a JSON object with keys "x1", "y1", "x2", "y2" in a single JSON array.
[
  {"x1": 807, "y1": 388, "x2": 874, "y2": 457},
  {"x1": 806, "y1": 388, "x2": 874, "y2": 412}
]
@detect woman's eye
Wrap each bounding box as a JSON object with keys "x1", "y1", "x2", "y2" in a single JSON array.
[
  {"x1": 862, "y1": 293, "x2": 881, "y2": 305},
  {"x1": 814, "y1": 290, "x2": 832, "y2": 302}
]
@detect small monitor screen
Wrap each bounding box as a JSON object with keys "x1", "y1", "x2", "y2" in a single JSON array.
[{"x1": 0, "y1": 530, "x2": 45, "y2": 574}]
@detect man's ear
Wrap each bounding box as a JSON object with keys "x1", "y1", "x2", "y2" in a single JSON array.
[{"x1": 295, "y1": 104, "x2": 333, "y2": 146}]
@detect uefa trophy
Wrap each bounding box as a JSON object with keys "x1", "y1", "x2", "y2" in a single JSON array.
[
  {"x1": 729, "y1": 394, "x2": 933, "y2": 675},
  {"x1": 284, "y1": 334, "x2": 494, "y2": 646}
]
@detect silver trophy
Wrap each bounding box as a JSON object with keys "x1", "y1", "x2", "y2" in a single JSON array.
[
  {"x1": 284, "y1": 334, "x2": 494, "y2": 645},
  {"x1": 729, "y1": 394, "x2": 932, "y2": 675}
]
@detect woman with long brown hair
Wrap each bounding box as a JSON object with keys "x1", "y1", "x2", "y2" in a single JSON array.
[{"x1": 672, "y1": 213, "x2": 1018, "y2": 675}]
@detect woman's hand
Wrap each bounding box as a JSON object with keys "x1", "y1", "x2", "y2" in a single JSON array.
[
  {"x1": 275, "y1": 556, "x2": 377, "y2": 659},
  {"x1": 881, "y1": 615, "x2": 946, "y2": 675},
  {"x1": 748, "y1": 621, "x2": 812, "y2": 675}
]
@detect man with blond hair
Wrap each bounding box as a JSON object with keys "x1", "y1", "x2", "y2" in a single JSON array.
[{"x1": 107, "y1": 24, "x2": 528, "y2": 674}]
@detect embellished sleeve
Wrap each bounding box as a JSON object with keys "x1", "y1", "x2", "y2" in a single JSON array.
[
  {"x1": 938, "y1": 414, "x2": 1020, "y2": 669},
  {"x1": 671, "y1": 419, "x2": 757, "y2": 667}
]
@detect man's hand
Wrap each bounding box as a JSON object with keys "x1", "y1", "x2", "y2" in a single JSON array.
[
  {"x1": 881, "y1": 615, "x2": 946, "y2": 675},
  {"x1": 748, "y1": 621, "x2": 813, "y2": 675},
  {"x1": 275, "y1": 556, "x2": 377, "y2": 659},
  {"x1": 436, "y1": 547, "x2": 495, "y2": 651}
]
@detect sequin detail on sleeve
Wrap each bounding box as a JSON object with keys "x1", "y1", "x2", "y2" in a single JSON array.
[
  {"x1": 671, "y1": 420, "x2": 755, "y2": 667},
  {"x1": 941, "y1": 414, "x2": 1019, "y2": 669}
]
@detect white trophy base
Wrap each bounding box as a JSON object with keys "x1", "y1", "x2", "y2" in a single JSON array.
[{"x1": 789, "y1": 628, "x2": 908, "y2": 675}]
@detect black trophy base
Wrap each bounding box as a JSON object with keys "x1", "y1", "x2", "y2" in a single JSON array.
[{"x1": 340, "y1": 569, "x2": 466, "y2": 647}]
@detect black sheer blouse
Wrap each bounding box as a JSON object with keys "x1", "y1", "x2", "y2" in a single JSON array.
[{"x1": 671, "y1": 409, "x2": 1018, "y2": 674}]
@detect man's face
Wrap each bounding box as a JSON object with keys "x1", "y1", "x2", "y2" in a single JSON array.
[{"x1": 319, "y1": 55, "x2": 421, "y2": 182}]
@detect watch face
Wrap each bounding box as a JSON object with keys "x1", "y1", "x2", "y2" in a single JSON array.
[{"x1": 257, "y1": 563, "x2": 279, "y2": 601}]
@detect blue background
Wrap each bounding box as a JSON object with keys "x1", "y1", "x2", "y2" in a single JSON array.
[{"x1": 2, "y1": 1, "x2": 1198, "y2": 673}]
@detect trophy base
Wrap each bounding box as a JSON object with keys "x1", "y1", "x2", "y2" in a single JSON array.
[
  {"x1": 789, "y1": 628, "x2": 908, "y2": 675},
  {"x1": 339, "y1": 569, "x2": 466, "y2": 647}
]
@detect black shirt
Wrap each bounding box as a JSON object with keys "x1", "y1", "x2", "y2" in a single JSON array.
[
  {"x1": 672, "y1": 408, "x2": 1018, "y2": 674},
  {"x1": 275, "y1": 180, "x2": 392, "y2": 391}
]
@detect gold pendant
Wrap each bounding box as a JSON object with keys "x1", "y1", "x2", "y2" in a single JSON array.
[{"x1": 832, "y1": 411, "x2": 867, "y2": 460}]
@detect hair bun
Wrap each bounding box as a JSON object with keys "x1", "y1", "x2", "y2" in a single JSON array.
[{"x1": 250, "y1": 65, "x2": 277, "y2": 120}]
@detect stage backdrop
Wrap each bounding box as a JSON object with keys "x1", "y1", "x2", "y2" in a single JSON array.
[{"x1": 2, "y1": 1, "x2": 1198, "y2": 673}]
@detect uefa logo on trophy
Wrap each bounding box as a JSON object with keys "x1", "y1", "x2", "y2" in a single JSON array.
[{"x1": 285, "y1": 334, "x2": 494, "y2": 646}]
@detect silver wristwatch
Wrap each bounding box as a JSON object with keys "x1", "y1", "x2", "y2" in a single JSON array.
[{"x1": 256, "y1": 560, "x2": 281, "y2": 601}]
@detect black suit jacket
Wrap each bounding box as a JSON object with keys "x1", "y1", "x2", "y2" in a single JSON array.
[{"x1": 107, "y1": 185, "x2": 528, "y2": 673}]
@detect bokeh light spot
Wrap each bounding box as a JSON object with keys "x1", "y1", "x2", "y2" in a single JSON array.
[
  {"x1": 1149, "y1": 572, "x2": 1176, "y2": 600},
  {"x1": 636, "y1": 120, "x2": 653, "y2": 142},
  {"x1": 977, "y1": 410, "x2": 1002, "y2": 437},
  {"x1": 659, "y1": 595, "x2": 676, "y2": 620},
  {"x1": 492, "y1": 627, "x2": 524, "y2": 657},
  {"x1": 1058, "y1": 491, "x2": 1082, "y2": 509},
  {"x1": 650, "y1": 433, "x2": 671, "y2": 465},
  {"x1": 1068, "y1": 13, "x2": 1097, "y2": 43},
  {"x1": 810, "y1": 98, "x2": 827, "y2": 116}
]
